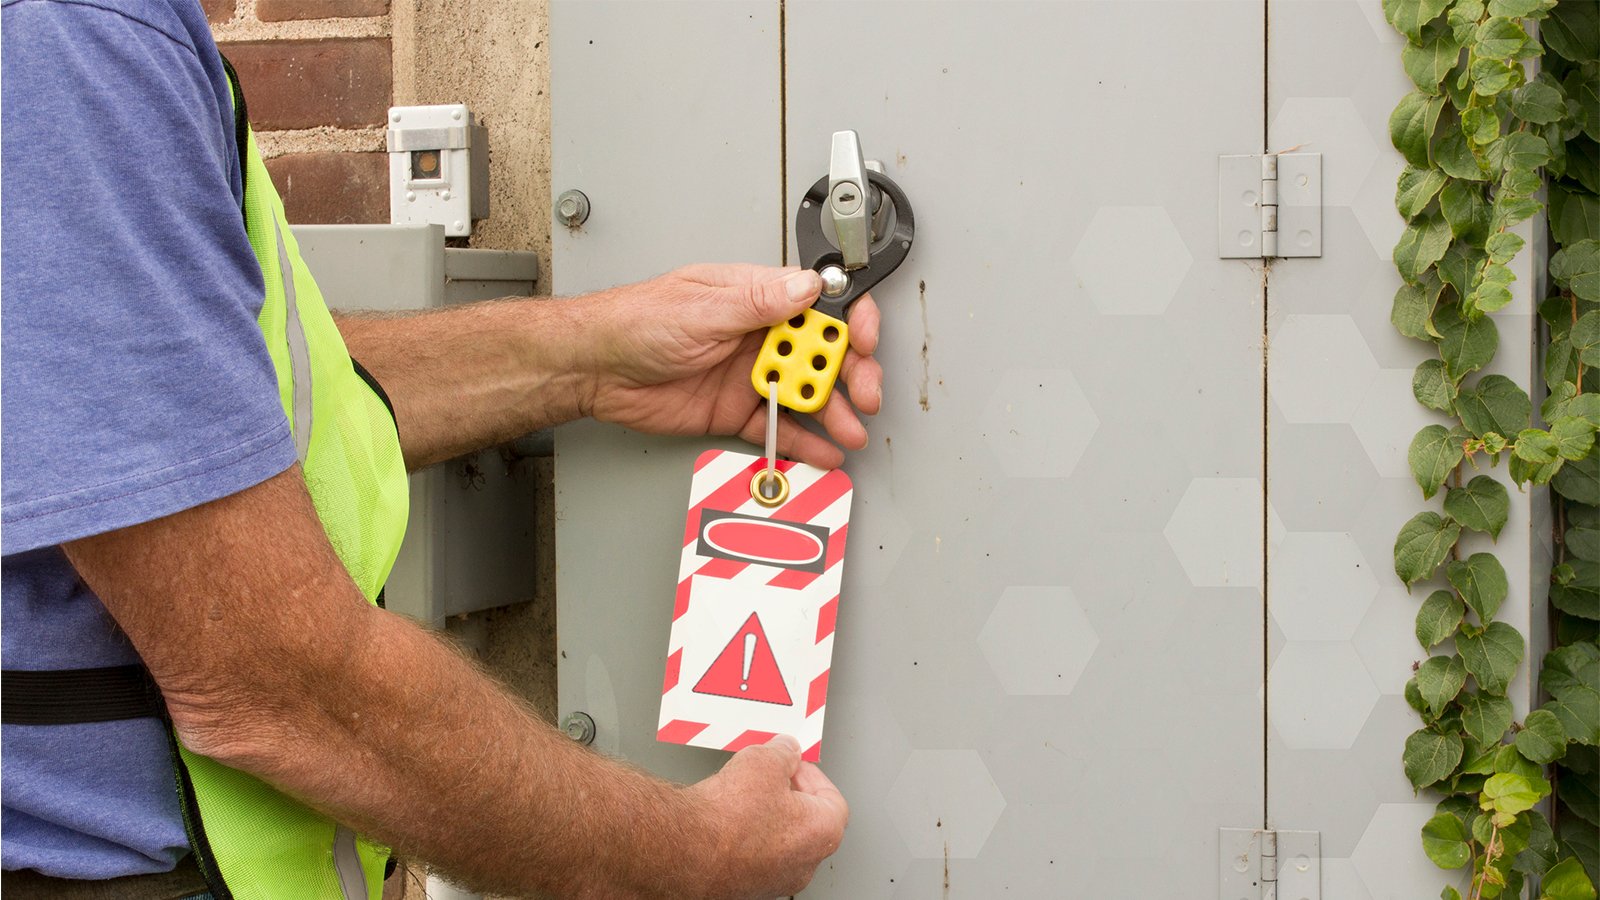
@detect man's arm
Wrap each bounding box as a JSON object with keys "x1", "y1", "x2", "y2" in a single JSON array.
[
  {"x1": 66, "y1": 466, "x2": 846, "y2": 898},
  {"x1": 337, "y1": 265, "x2": 883, "y2": 471}
]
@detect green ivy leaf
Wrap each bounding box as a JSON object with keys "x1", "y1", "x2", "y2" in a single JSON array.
[
  {"x1": 1448, "y1": 552, "x2": 1509, "y2": 621},
  {"x1": 1384, "y1": 0, "x2": 1452, "y2": 40},
  {"x1": 1441, "y1": 178, "x2": 1492, "y2": 240},
  {"x1": 1474, "y1": 17, "x2": 1532, "y2": 59},
  {"x1": 1435, "y1": 119, "x2": 1489, "y2": 180},
  {"x1": 1565, "y1": 136, "x2": 1599, "y2": 195},
  {"x1": 1569, "y1": 64, "x2": 1600, "y2": 144},
  {"x1": 1458, "y1": 620, "x2": 1525, "y2": 695},
  {"x1": 1509, "y1": 79, "x2": 1566, "y2": 125},
  {"x1": 1395, "y1": 212, "x2": 1455, "y2": 281},
  {"x1": 1443, "y1": 888, "x2": 1464, "y2": 900},
  {"x1": 1394, "y1": 274, "x2": 1447, "y2": 340},
  {"x1": 1393, "y1": 92, "x2": 1448, "y2": 167},
  {"x1": 1419, "y1": 654, "x2": 1470, "y2": 715},
  {"x1": 1463, "y1": 104, "x2": 1503, "y2": 146},
  {"x1": 1421, "y1": 812, "x2": 1473, "y2": 869},
  {"x1": 1486, "y1": 231, "x2": 1526, "y2": 264},
  {"x1": 1494, "y1": 743, "x2": 1540, "y2": 779},
  {"x1": 1551, "y1": 185, "x2": 1600, "y2": 246},
  {"x1": 1443, "y1": 475, "x2": 1510, "y2": 538},
  {"x1": 1553, "y1": 454, "x2": 1600, "y2": 505},
  {"x1": 1406, "y1": 728, "x2": 1465, "y2": 787},
  {"x1": 1447, "y1": 0, "x2": 1485, "y2": 42},
  {"x1": 1546, "y1": 687, "x2": 1600, "y2": 746},
  {"x1": 1552, "y1": 242, "x2": 1600, "y2": 304},
  {"x1": 1471, "y1": 57, "x2": 1523, "y2": 96},
  {"x1": 1413, "y1": 359, "x2": 1458, "y2": 411},
  {"x1": 1411, "y1": 424, "x2": 1466, "y2": 498},
  {"x1": 1543, "y1": 0, "x2": 1600, "y2": 62},
  {"x1": 1551, "y1": 415, "x2": 1599, "y2": 460},
  {"x1": 1491, "y1": 194, "x2": 1542, "y2": 232},
  {"x1": 1546, "y1": 393, "x2": 1600, "y2": 430},
  {"x1": 1404, "y1": 20, "x2": 1465, "y2": 92},
  {"x1": 1407, "y1": 675, "x2": 1431, "y2": 716},
  {"x1": 1417, "y1": 589, "x2": 1466, "y2": 647},
  {"x1": 1557, "y1": 816, "x2": 1600, "y2": 892},
  {"x1": 1513, "y1": 808, "x2": 1559, "y2": 878},
  {"x1": 1514, "y1": 708, "x2": 1569, "y2": 764},
  {"x1": 1512, "y1": 451, "x2": 1566, "y2": 488},
  {"x1": 1571, "y1": 312, "x2": 1600, "y2": 365},
  {"x1": 1500, "y1": 164, "x2": 1542, "y2": 198},
  {"x1": 1542, "y1": 643, "x2": 1600, "y2": 697},
  {"x1": 1483, "y1": 431, "x2": 1508, "y2": 454},
  {"x1": 1439, "y1": 240, "x2": 1489, "y2": 296},
  {"x1": 1398, "y1": 166, "x2": 1451, "y2": 219},
  {"x1": 1486, "y1": 0, "x2": 1552, "y2": 15},
  {"x1": 1437, "y1": 302, "x2": 1500, "y2": 378},
  {"x1": 1458, "y1": 375, "x2": 1531, "y2": 438},
  {"x1": 1395, "y1": 511, "x2": 1463, "y2": 587},
  {"x1": 1460, "y1": 690, "x2": 1515, "y2": 743},
  {"x1": 1470, "y1": 262, "x2": 1517, "y2": 314},
  {"x1": 1482, "y1": 772, "x2": 1551, "y2": 819},
  {"x1": 1488, "y1": 130, "x2": 1552, "y2": 176},
  {"x1": 1542, "y1": 857, "x2": 1599, "y2": 900},
  {"x1": 1516, "y1": 428, "x2": 1561, "y2": 463},
  {"x1": 1562, "y1": 767, "x2": 1600, "y2": 829}
]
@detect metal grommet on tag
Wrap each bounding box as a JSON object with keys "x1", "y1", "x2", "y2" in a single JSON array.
[{"x1": 750, "y1": 469, "x2": 789, "y2": 507}]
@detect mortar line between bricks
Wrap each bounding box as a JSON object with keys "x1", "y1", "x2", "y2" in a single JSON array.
[{"x1": 254, "y1": 127, "x2": 387, "y2": 159}]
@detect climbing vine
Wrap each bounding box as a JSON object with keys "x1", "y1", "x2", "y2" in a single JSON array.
[{"x1": 1384, "y1": 0, "x2": 1599, "y2": 896}]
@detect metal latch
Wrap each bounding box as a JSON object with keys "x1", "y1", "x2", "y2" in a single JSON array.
[
  {"x1": 1219, "y1": 828, "x2": 1320, "y2": 900},
  {"x1": 828, "y1": 130, "x2": 872, "y2": 269},
  {"x1": 1218, "y1": 153, "x2": 1322, "y2": 259}
]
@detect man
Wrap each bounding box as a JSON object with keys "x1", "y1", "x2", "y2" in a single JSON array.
[{"x1": 1, "y1": 0, "x2": 881, "y2": 896}]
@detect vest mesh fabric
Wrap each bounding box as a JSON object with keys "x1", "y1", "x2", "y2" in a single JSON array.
[{"x1": 169, "y1": 121, "x2": 408, "y2": 900}]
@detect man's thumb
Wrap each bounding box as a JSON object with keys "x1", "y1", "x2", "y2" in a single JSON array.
[{"x1": 729, "y1": 269, "x2": 820, "y2": 331}]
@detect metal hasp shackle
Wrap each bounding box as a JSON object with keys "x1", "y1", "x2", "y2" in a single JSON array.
[{"x1": 750, "y1": 131, "x2": 915, "y2": 415}]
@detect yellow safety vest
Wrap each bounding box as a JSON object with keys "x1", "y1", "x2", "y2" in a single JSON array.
[{"x1": 165, "y1": 61, "x2": 411, "y2": 900}]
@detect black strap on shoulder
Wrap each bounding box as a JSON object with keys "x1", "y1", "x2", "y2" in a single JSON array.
[
  {"x1": 219, "y1": 54, "x2": 249, "y2": 217},
  {"x1": 2, "y1": 665, "x2": 164, "y2": 725}
]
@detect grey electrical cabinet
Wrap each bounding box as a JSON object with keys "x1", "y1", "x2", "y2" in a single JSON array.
[
  {"x1": 294, "y1": 224, "x2": 545, "y2": 628},
  {"x1": 549, "y1": 4, "x2": 1548, "y2": 896}
]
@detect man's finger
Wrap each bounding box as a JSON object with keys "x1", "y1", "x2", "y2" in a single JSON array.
[
  {"x1": 792, "y1": 763, "x2": 850, "y2": 823},
  {"x1": 813, "y1": 391, "x2": 868, "y2": 452},
  {"x1": 676, "y1": 262, "x2": 799, "y2": 287},
  {"x1": 839, "y1": 352, "x2": 883, "y2": 416},
  {"x1": 845, "y1": 294, "x2": 879, "y2": 355},
  {"x1": 713, "y1": 269, "x2": 820, "y2": 336}
]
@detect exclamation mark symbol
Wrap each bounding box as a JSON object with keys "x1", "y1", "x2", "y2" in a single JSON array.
[{"x1": 739, "y1": 632, "x2": 755, "y2": 692}]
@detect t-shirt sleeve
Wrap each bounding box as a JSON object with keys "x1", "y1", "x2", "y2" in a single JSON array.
[{"x1": 0, "y1": 1, "x2": 297, "y2": 554}]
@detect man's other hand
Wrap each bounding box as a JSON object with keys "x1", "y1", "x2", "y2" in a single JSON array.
[
  {"x1": 580, "y1": 264, "x2": 884, "y2": 469},
  {"x1": 685, "y1": 735, "x2": 849, "y2": 899}
]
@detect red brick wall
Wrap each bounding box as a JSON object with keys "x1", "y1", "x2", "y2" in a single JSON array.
[{"x1": 210, "y1": 1, "x2": 393, "y2": 225}]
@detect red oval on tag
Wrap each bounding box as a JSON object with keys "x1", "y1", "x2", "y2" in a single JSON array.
[{"x1": 704, "y1": 519, "x2": 825, "y2": 566}]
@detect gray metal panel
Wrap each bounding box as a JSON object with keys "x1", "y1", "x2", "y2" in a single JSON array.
[
  {"x1": 785, "y1": 5, "x2": 1264, "y2": 895},
  {"x1": 554, "y1": 1, "x2": 1266, "y2": 894},
  {"x1": 1264, "y1": 2, "x2": 1543, "y2": 896},
  {"x1": 294, "y1": 224, "x2": 544, "y2": 626},
  {"x1": 551, "y1": 1, "x2": 783, "y2": 784}
]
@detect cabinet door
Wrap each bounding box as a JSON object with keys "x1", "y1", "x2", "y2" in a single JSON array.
[{"x1": 556, "y1": 2, "x2": 1265, "y2": 895}]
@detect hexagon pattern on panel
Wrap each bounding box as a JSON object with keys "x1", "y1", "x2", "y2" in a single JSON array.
[
  {"x1": 979, "y1": 369, "x2": 1099, "y2": 479},
  {"x1": 886, "y1": 750, "x2": 1006, "y2": 860},
  {"x1": 1068, "y1": 206, "x2": 1192, "y2": 316},
  {"x1": 1352, "y1": 587, "x2": 1426, "y2": 696},
  {"x1": 1165, "y1": 478, "x2": 1264, "y2": 589},
  {"x1": 1270, "y1": 315, "x2": 1381, "y2": 424},
  {"x1": 1351, "y1": 152, "x2": 1405, "y2": 260},
  {"x1": 1351, "y1": 367, "x2": 1443, "y2": 480},
  {"x1": 978, "y1": 586, "x2": 1099, "y2": 695},
  {"x1": 1271, "y1": 532, "x2": 1380, "y2": 641},
  {"x1": 1269, "y1": 642, "x2": 1380, "y2": 749},
  {"x1": 1352, "y1": 803, "x2": 1471, "y2": 898},
  {"x1": 1269, "y1": 98, "x2": 1380, "y2": 207}
]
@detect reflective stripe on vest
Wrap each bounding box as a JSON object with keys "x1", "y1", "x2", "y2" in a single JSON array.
[{"x1": 163, "y1": 65, "x2": 411, "y2": 900}]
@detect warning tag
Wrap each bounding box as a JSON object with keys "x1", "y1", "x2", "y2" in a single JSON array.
[{"x1": 657, "y1": 449, "x2": 851, "y2": 762}]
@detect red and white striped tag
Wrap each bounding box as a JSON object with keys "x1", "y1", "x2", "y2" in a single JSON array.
[{"x1": 657, "y1": 449, "x2": 852, "y2": 762}]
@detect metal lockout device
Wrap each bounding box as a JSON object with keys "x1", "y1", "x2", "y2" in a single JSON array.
[{"x1": 750, "y1": 130, "x2": 916, "y2": 414}]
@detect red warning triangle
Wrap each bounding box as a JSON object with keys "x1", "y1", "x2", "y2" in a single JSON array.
[{"x1": 693, "y1": 612, "x2": 793, "y2": 706}]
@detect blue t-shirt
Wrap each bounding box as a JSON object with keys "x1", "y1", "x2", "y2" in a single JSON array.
[{"x1": 1, "y1": 0, "x2": 297, "y2": 878}]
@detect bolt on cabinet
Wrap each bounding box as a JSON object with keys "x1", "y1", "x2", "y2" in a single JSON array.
[{"x1": 550, "y1": 3, "x2": 1547, "y2": 896}]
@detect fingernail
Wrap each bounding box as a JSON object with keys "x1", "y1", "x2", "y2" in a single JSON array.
[
  {"x1": 770, "y1": 734, "x2": 802, "y2": 751},
  {"x1": 784, "y1": 269, "x2": 820, "y2": 301}
]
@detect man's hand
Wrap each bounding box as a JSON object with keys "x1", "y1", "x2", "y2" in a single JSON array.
[
  {"x1": 684, "y1": 735, "x2": 849, "y2": 899},
  {"x1": 580, "y1": 264, "x2": 884, "y2": 470}
]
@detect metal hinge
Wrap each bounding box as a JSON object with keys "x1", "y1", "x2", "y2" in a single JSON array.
[
  {"x1": 1219, "y1": 827, "x2": 1321, "y2": 900},
  {"x1": 1218, "y1": 153, "x2": 1322, "y2": 259}
]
